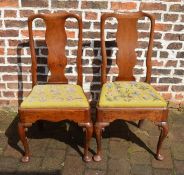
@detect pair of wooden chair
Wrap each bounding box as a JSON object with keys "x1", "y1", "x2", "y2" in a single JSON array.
[{"x1": 18, "y1": 11, "x2": 168, "y2": 163}]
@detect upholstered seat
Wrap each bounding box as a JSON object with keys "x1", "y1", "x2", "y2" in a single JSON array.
[
  {"x1": 21, "y1": 84, "x2": 89, "y2": 108},
  {"x1": 99, "y1": 81, "x2": 167, "y2": 108}
]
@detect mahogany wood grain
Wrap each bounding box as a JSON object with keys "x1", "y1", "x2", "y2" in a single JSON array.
[
  {"x1": 18, "y1": 12, "x2": 92, "y2": 163},
  {"x1": 94, "y1": 11, "x2": 169, "y2": 162},
  {"x1": 28, "y1": 13, "x2": 83, "y2": 86}
]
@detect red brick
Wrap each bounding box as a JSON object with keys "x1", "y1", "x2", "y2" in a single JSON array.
[
  {"x1": 0, "y1": 0, "x2": 18, "y2": 7},
  {"x1": 0, "y1": 57, "x2": 5, "y2": 63},
  {"x1": 165, "y1": 60, "x2": 177, "y2": 67},
  {"x1": 85, "y1": 12, "x2": 98, "y2": 20},
  {"x1": 111, "y1": 2, "x2": 136, "y2": 10},
  {"x1": 0, "y1": 30, "x2": 19, "y2": 37},
  {"x1": 51, "y1": 0, "x2": 78, "y2": 8},
  {"x1": 15, "y1": 90, "x2": 29, "y2": 97},
  {"x1": 4, "y1": 10, "x2": 17, "y2": 17},
  {"x1": 0, "y1": 39, "x2": 5, "y2": 46},
  {"x1": 162, "y1": 93, "x2": 172, "y2": 100},
  {"x1": 0, "y1": 66, "x2": 18, "y2": 72},
  {"x1": 159, "y1": 77, "x2": 182, "y2": 84},
  {"x1": 20, "y1": 10, "x2": 35, "y2": 18},
  {"x1": 7, "y1": 57, "x2": 31, "y2": 64},
  {"x1": 0, "y1": 48, "x2": 4, "y2": 55},
  {"x1": 175, "y1": 94, "x2": 184, "y2": 100},
  {"x1": 177, "y1": 52, "x2": 184, "y2": 58},
  {"x1": 170, "y1": 4, "x2": 184, "y2": 12},
  {"x1": 7, "y1": 83, "x2": 18, "y2": 89},
  {"x1": 164, "y1": 14, "x2": 178, "y2": 22},
  {"x1": 155, "y1": 23, "x2": 172, "y2": 31},
  {"x1": 38, "y1": 9, "x2": 51, "y2": 14},
  {"x1": 66, "y1": 31, "x2": 75, "y2": 38},
  {"x1": 22, "y1": 83, "x2": 32, "y2": 89},
  {"x1": 172, "y1": 86, "x2": 184, "y2": 92},
  {"x1": 138, "y1": 41, "x2": 148, "y2": 49},
  {"x1": 2, "y1": 75, "x2": 27, "y2": 81},
  {"x1": 7, "y1": 48, "x2": 17, "y2": 55},
  {"x1": 65, "y1": 21, "x2": 78, "y2": 29},
  {"x1": 85, "y1": 75, "x2": 100, "y2": 83},
  {"x1": 21, "y1": 66, "x2": 31, "y2": 73},
  {"x1": 167, "y1": 43, "x2": 182, "y2": 50},
  {"x1": 153, "y1": 85, "x2": 169, "y2": 91},
  {"x1": 140, "y1": 2, "x2": 166, "y2": 11},
  {"x1": 21, "y1": 0, "x2": 48, "y2": 7},
  {"x1": 160, "y1": 51, "x2": 168, "y2": 58},
  {"x1": 82, "y1": 1, "x2": 108, "y2": 9},
  {"x1": 152, "y1": 69, "x2": 171, "y2": 75},
  {"x1": 3, "y1": 91, "x2": 15, "y2": 97},
  {"x1": 152, "y1": 60, "x2": 164, "y2": 66},
  {"x1": 154, "y1": 41, "x2": 163, "y2": 49},
  {"x1": 0, "y1": 100, "x2": 9, "y2": 105},
  {"x1": 4, "y1": 20, "x2": 27, "y2": 28},
  {"x1": 21, "y1": 30, "x2": 45, "y2": 38},
  {"x1": 181, "y1": 15, "x2": 184, "y2": 22},
  {"x1": 180, "y1": 60, "x2": 184, "y2": 67},
  {"x1": 174, "y1": 69, "x2": 184, "y2": 75},
  {"x1": 83, "y1": 67, "x2": 100, "y2": 74},
  {"x1": 8, "y1": 39, "x2": 20, "y2": 47},
  {"x1": 0, "y1": 83, "x2": 6, "y2": 89},
  {"x1": 108, "y1": 67, "x2": 119, "y2": 74},
  {"x1": 83, "y1": 32, "x2": 100, "y2": 39},
  {"x1": 164, "y1": 33, "x2": 180, "y2": 40},
  {"x1": 138, "y1": 32, "x2": 149, "y2": 39},
  {"x1": 179, "y1": 34, "x2": 184, "y2": 41}
]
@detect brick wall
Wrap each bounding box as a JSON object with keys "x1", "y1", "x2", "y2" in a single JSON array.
[{"x1": 0, "y1": 0, "x2": 184, "y2": 107}]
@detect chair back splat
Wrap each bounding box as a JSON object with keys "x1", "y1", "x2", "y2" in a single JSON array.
[
  {"x1": 28, "y1": 13, "x2": 83, "y2": 86},
  {"x1": 101, "y1": 12, "x2": 155, "y2": 84}
]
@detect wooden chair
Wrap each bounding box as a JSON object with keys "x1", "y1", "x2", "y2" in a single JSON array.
[
  {"x1": 18, "y1": 12, "x2": 93, "y2": 163},
  {"x1": 94, "y1": 12, "x2": 168, "y2": 162}
]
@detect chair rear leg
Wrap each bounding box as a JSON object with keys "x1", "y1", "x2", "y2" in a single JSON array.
[
  {"x1": 156, "y1": 121, "x2": 168, "y2": 161},
  {"x1": 138, "y1": 119, "x2": 144, "y2": 128},
  {"x1": 18, "y1": 122, "x2": 30, "y2": 163}
]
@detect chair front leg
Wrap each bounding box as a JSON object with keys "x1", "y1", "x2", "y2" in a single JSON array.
[
  {"x1": 18, "y1": 122, "x2": 31, "y2": 163},
  {"x1": 79, "y1": 122, "x2": 93, "y2": 162},
  {"x1": 93, "y1": 122, "x2": 109, "y2": 162},
  {"x1": 156, "y1": 121, "x2": 168, "y2": 161}
]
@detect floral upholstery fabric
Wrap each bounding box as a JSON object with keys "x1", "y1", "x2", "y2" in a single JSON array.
[
  {"x1": 21, "y1": 84, "x2": 89, "y2": 108},
  {"x1": 99, "y1": 81, "x2": 167, "y2": 108}
]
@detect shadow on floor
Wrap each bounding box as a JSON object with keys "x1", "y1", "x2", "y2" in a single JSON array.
[
  {"x1": 5, "y1": 115, "x2": 155, "y2": 160},
  {"x1": 5, "y1": 115, "x2": 95, "y2": 159},
  {"x1": 102, "y1": 119, "x2": 155, "y2": 156}
]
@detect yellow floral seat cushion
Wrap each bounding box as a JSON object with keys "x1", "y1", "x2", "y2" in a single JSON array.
[
  {"x1": 21, "y1": 84, "x2": 89, "y2": 108},
  {"x1": 99, "y1": 81, "x2": 167, "y2": 108}
]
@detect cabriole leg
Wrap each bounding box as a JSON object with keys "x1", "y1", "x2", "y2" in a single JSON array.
[
  {"x1": 18, "y1": 122, "x2": 30, "y2": 163},
  {"x1": 79, "y1": 122, "x2": 93, "y2": 162},
  {"x1": 93, "y1": 122, "x2": 102, "y2": 162},
  {"x1": 156, "y1": 121, "x2": 168, "y2": 161}
]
